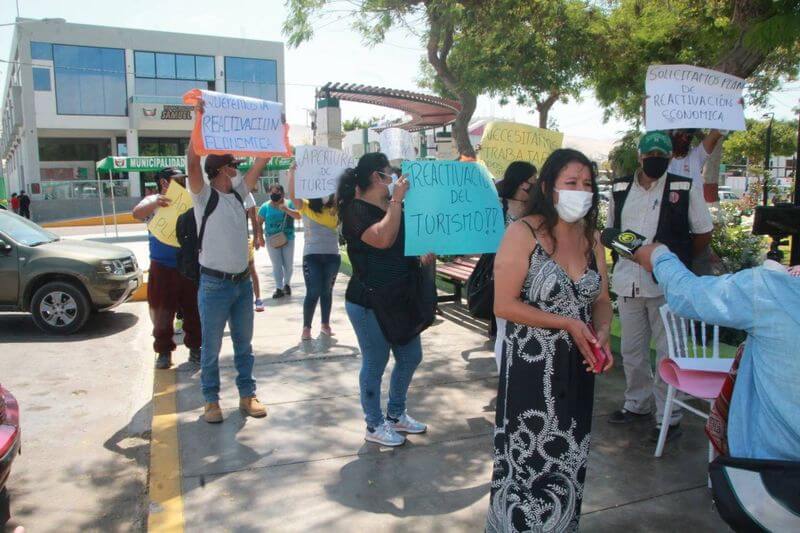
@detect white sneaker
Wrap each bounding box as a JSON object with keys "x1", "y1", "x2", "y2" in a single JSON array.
[
  {"x1": 388, "y1": 412, "x2": 427, "y2": 434},
  {"x1": 365, "y1": 420, "x2": 406, "y2": 447}
]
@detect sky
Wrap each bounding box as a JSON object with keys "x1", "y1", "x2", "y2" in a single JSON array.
[{"x1": 2, "y1": 0, "x2": 799, "y2": 144}]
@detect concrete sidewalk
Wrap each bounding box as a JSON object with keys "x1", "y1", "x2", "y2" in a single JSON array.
[{"x1": 157, "y1": 236, "x2": 729, "y2": 532}]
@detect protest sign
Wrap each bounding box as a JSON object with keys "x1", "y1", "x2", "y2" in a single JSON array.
[
  {"x1": 645, "y1": 64, "x2": 746, "y2": 131},
  {"x1": 147, "y1": 181, "x2": 192, "y2": 247},
  {"x1": 478, "y1": 121, "x2": 563, "y2": 180},
  {"x1": 294, "y1": 145, "x2": 354, "y2": 198},
  {"x1": 402, "y1": 160, "x2": 503, "y2": 256},
  {"x1": 379, "y1": 128, "x2": 416, "y2": 161},
  {"x1": 183, "y1": 89, "x2": 291, "y2": 157}
]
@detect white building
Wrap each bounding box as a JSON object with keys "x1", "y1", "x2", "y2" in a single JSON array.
[{"x1": 1, "y1": 18, "x2": 285, "y2": 220}]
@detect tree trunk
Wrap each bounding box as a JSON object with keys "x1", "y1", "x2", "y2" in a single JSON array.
[
  {"x1": 535, "y1": 92, "x2": 559, "y2": 130},
  {"x1": 426, "y1": 10, "x2": 476, "y2": 157}
]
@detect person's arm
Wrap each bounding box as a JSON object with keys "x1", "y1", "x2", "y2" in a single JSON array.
[
  {"x1": 591, "y1": 234, "x2": 614, "y2": 371},
  {"x1": 132, "y1": 194, "x2": 167, "y2": 222},
  {"x1": 248, "y1": 206, "x2": 264, "y2": 249},
  {"x1": 243, "y1": 158, "x2": 268, "y2": 194},
  {"x1": 359, "y1": 176, "x2": 409, "y2": 250},
  {"x1": 702, "y1": 130, "x2": 724, "y2": 154},
  {"x1": 493, "y1": 221, "x2": 598, "y2": 370},
  {"x1": 692, "y1": 232, "x2": 712, "y2": 255},
  {"x1": 635, "y1": 244, "x2": 756, "y2": 332},
  {"x1": 688, "y1": 179, "x2": 714, "y2": 256},
  {"x1": 278, "y1": 199, "x2": 302, "y2": 221},
  {"x1": 287, "y1": 164, "x2": 305, "y2": 210}
]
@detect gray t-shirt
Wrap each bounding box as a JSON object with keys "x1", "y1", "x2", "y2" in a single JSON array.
[
  {"x1": 190, "y1": 180, "x2": 249, "y2": 274},
  {"x1": 302, "y1": 214, "x2": 340, "y2": 256}
]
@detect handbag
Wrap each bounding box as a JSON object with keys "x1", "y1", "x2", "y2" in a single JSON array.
[
  {"x1": 466, "y1": 253, "x2": 496, "y2": 319},
  {"x1": 268, "y1": 212, "x2": 288, "y2": 249},
  {"x1": 362, "y1": 262, "x2": 436, "y2": 345}
]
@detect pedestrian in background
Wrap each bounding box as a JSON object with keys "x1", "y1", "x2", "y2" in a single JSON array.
[{"x1": 258, "y1": 184, "x2": 300, "y2": 299}]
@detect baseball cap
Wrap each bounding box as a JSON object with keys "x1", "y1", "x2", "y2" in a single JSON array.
[
  {"x1": 156, "y1": 167, "x2": 187, "y2": 181},
  {"x1": 638, "y1": 131, "x2": 673, "y2": 155},
  {"x1": 204, "y1": 154, "x2": 245, "y2": 178}
]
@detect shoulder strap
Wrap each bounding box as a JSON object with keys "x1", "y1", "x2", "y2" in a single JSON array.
[
  {"x1": 520, "y1": 219, "x2": 537, "y2": 238},
  {"x1": 198, "y1": 189, "x2": 219, "y2": 253}
]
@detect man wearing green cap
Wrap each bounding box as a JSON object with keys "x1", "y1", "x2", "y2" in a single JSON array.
[{"x1": 605, "y1": 131, "x2": 713, "y2": 445}]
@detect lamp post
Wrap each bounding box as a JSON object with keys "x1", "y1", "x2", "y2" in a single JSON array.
[{"x1": 762, "y1": 112, "x2": 775, "y2": 206}]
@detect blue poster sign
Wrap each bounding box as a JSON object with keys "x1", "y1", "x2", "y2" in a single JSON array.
[{"x1": 402, "y1": 160, "x2": 504, "y2": 256}]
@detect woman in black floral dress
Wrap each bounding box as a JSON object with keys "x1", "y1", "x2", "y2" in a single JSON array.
[{"x1": 487, "y1": 149, "x2": 614, "y2": 532}]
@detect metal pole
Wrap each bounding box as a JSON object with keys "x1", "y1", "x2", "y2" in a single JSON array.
[
  {"x1": 98, "y1": 170, "x2": 107, "y2": 237},
  {"x1": 109, "y1": 171, "x2": 119, "y2": 238},
  {"x1": 763, "y1": 114, "x2": 774, "y2": 206}
]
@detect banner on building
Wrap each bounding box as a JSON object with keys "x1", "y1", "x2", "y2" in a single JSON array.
[
  {"x1": 478, "y1": 121, "x2": 563, "y2": 180},
  {"x1": 294, "y1": 145, "x2": 354, "y2": 199},
  {"x1": 402, "y1": 160, "x2": 504, "y2": 256},
  {"x1": 147, "y1": 181, "x2": 192, "y2": 247},
  {"x1": 645, "y1": 64, "x2": 746, "y2": 132},
  {"x1": 183, "y1": 89, "x2": 291, "y2": 157},
  {"x1": 379, "y1": 128, "x2": 416, "y2": 161}
]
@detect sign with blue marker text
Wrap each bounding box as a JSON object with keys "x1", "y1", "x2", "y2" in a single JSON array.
[
  {"x1": 183, "y1": 89, "x2": 291, "y2": 157},
  {"x1": 402, "y1": 160, "x2": 504, "y2": 256}
]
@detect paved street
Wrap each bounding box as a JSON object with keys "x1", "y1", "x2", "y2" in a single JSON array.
[{"x1": 1, "y1": 228, "x2": 730, "y2": 531}]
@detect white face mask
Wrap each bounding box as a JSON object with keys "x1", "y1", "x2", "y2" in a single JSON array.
[
  {"x1": 385, "y1": 173, "x2": 399, "y2": 197},
  {"x1": 231, "y1": 170, "x2": 244, "y2": 188},
  {"x1": 555, "y1": 189, "x2": 593, "y2": 223}
]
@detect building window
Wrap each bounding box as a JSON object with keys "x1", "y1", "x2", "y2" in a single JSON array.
[
  {"x1": 31, "y1": 42, "x2": 53, "y2": 60},
  {"x1": 133, "y1": 51, "x2": 215, "y2": 98},
  {"x1": 33, "y1": 67, "x2": 51, "y2": 91},
  {"x1": 39, "y1": 138, "x2": 112, "y2": 162},
  {"x1": 52, "y1": 44, "x2": 127, "y2": 116},
  {"x1": 225, "y1": 57, "x2": 278, "y2": 101}
]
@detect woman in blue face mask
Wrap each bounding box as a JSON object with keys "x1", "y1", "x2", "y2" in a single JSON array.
[
  {"x1": 337, "y1": 152, "x2": 435, "y2": 448},
  {"x1": 487, "y1": 148, "x2": 614, "y2": 532}
]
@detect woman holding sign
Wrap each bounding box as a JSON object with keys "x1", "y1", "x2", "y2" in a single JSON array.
[
  {"x1": 487, "y1": 149, "x2": 613, "y2": 532},
  {"x1": 338, "y1": 152, "x2": 435, "y2": 448},
  {"x1": 258, "y1": 184, "x2": 301, "y2": 299},
  {"x1": 288, "y1": 164, "x2": 341, "y2": 340}
]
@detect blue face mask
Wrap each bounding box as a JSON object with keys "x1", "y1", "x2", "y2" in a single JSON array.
[{"x1": 380, "y1": 172, "x2": 399, "y2": 197}]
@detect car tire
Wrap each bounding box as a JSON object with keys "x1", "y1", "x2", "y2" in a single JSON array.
[{"x1": 30, "y1": 281, "x2": 91, "y2": 335}]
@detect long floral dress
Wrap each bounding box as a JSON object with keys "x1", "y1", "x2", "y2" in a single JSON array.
[{"x1": 487, "y1": 236, "x2": 600, "y2": 533}]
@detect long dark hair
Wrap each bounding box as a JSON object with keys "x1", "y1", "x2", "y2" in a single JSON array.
[
  {"x1": 496, "y1": 161, "x2": 537, "y2": 199},
  {"x1": 524, "y1": 148, "x2": 598, "y2": 255},
  {"x1": 308, "y1": 195, "x2": 336, "y2": 214},
  {"x1": 336, "y1": 152, "x2": 390, "y2": 213}
]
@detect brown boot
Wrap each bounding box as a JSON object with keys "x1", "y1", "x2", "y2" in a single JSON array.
[
  {"x1": 239, "y1": 396, "x2": 267, "y2": 418},
  {"x1": 204, "y1": 402, "x2": 223, "y2": 424}
]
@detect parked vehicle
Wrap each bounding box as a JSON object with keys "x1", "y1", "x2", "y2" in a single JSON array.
[
  {"x1": 0, "y1": 383, "x2": 20, "y2": 526},
  {"x1": 719, "y1": 191, "x2": 741, "y2": 203},
  {"x1": 0, "y1": 211, "x2": 143, "y2": 334}
]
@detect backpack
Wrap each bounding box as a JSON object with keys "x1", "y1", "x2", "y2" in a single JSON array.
[{"x1": 176, "y1": 189, "x2": 244, "y2": 281}]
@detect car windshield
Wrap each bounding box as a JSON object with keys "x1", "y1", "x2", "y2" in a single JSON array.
[{"x1": 0, "y1": 212, "x2": 60, "y2": 246}]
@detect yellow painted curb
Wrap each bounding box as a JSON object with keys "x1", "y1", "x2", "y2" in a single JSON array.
[
  {"x1": 147, "y1": 367, "x2": 185, "y2": 532},
  {"x1": 41, "y1": 212, "x2": 138, "y2": 228},
  {"x1": 132, "y1": 271, "x2": 148, "y2": 302}
]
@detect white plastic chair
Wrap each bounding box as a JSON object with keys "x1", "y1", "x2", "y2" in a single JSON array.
[{"x1": 655, "y1": 305, "x2": 733, "y2": 465}]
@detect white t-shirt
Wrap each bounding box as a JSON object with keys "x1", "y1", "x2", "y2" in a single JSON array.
[
  {"x1": 190, "y1": 180, "x2": 250, "y2": 274},
  {"x1": 607, "y1": 172, "x2": 713, "y2": 298},
  {"x1": 668, "y1": 143, "x2": 709, "y2": 187}
]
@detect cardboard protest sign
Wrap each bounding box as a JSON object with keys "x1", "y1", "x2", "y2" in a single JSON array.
[
  {"x1": 294, "y1": 145, "x2": 354, "y2": 199},
  {"x1": 645, "y1": 64, "x2": 746, "y2": 131},
  {"x1": 147, "y1": 181, "x2": 192, "y2": 247},
  {"x1": 379, "y1": 128, "x2": 416, "y2": 161},
  {"x1": 478, "y1": 121, "x2": 563, "y2": 180},
  {"x1": 402, "y1": 160, "x2": 504, "y2": 256},
  {"x1": 183, "y1": 89, "x2": 291, "y2": 157}
]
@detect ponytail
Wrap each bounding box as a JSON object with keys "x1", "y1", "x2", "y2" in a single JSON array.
[{"x1": 336, "y1": 152, "x2": 390, "y2": 214}]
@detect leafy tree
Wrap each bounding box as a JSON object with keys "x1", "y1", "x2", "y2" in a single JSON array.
[
  {"x1": 722, "y1": 118, "x2": 798, "y2": 166},
  {"x1": 607, "y1": 129, "x2": 641, "y2": 178},
  {"x1": 342, "y1": 116, "x2": 384, "y2": 132}
]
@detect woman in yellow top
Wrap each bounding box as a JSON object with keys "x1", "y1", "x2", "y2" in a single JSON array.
[{"x1": 288, "y1": 164, "x2": 342, "y2": 340}]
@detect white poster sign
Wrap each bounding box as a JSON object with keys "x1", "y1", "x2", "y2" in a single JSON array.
[
  {"x1": 645, "y1": 64, "x2": 746, "y2": 132},
  {"x1": 294, "y1": 145, "x2": 354, "y2": 199},
  {"x1": 379, "y1": 128, "x2": 416, "y2": 161}
]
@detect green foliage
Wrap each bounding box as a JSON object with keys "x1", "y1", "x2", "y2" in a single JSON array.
[
  {"x1": 607, "y1": 129, "x2": 641, "y2": 178},
  {"x1": 711, "y1": 202, "x2": 768, "y2": 273},
  {"x1": 342, "y1": 116, "x2": 384, "y2": 132},
  {"x1": 722, "y1": 118, "x2": 798, "y2": 165}
]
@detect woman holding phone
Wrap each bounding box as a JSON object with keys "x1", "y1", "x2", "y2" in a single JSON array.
[{"x1": 486, "y1": 149, "x2": 613, "y2": 532}]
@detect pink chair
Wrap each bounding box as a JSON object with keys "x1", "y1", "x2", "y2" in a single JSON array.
[{"x1": 655, "y1": 305, "x2": 733, "y2": 461}]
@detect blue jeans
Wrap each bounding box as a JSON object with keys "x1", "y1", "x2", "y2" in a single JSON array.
[
  {"x1": 266, "y1": 239, "x2": 295, "y2": 288},
  {"x1": 198, "y1": 273, "x2": 256, "y2": 403},
  {"x1": 302, "y1": 254, "x2": 341, "y2": 328},
  {"x1": 345, "y1": 301, "x2": 423, "y2": 429}
]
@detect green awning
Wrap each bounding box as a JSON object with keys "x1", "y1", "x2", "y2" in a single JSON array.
[{"x1": 96, "y1": 155, "x2": 293, "y2": 173}]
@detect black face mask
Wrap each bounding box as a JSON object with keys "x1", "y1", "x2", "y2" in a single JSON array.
[
  {"x1": 270, "y1": 193, "x2": 282, "y2": 202},
  {"x1": 642, "y1": 157, "x2": 670, "y2": 179}
]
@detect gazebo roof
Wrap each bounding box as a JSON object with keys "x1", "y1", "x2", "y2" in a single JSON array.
[{"x1": 318, "y1": 82, "x2": 460, "y2": 132}]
